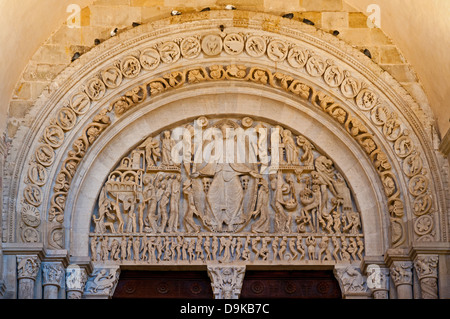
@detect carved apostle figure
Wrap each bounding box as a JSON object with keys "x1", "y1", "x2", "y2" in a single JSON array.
[{"x1": 251, "y1": 178, "x2": 270, "y2": 233}]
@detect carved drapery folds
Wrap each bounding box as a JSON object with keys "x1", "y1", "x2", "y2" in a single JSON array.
[
  {"x1": 207, "y1": 265, "x2": 246, "y2": 299},
  {"x1": 88, "y1": 117, "x2": 364, "y2": 266}
]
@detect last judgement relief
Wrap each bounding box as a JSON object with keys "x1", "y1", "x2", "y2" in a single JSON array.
[{"x1": 90, "y1": 116, "x2": 364, "y2": 265}]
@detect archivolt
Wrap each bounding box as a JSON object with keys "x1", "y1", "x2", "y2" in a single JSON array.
[{"x1": 7, "y1": 11, "x2": 445, "y2": 252}]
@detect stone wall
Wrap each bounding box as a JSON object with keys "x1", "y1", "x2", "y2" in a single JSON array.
[{"x1": 6, "y1": 0, "x2": 433, "y2": 141}]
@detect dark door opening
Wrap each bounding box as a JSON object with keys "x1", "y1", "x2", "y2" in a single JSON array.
[{"x1": 113, "y1": 270, "x2": 341, "y2": 299}]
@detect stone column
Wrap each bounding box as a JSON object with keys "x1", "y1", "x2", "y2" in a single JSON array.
[
  {"x1": 0, "y1": 135, "x2": 7, "y2": 297},
  {"x1": 366, "y1": 265, "x2": 390, "y2": 299},
  {"x1": 83, "y1": 266, "x2": 120, "y2": 299},
  {"x1": 66, "y1": 265, "x2": 88, "y2": 299},
  {"x1": 414, "y1": 254, "x2": 439, "y2": 299},
  {"x1": 333, "y1": 264, "x2": 370, "y2": 299},
  {"x1": 17, "y1": 255, "x2": 41, "y2": 299},
  {"x1": 390, "y1": 261, "x2": 413, "y2": 299},
  {"x1": 207, "y1": 265, "x2": 246, "y2": 299},
  {"x1": 42, "y1": 262, "x2": 64, "y2": 299}
]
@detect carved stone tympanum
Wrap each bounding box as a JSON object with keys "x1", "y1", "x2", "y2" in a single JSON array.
[{"x1": 88, "y1": 117, "x2": 364, "y2": 267}]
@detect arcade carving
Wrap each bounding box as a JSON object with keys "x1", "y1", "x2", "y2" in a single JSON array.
[
  {"x1": 18, "y1": 28, "x2": 436, "y2": 251},
  {"x1": 89, "y1": 117, "x2": 365, "y2": 265}
]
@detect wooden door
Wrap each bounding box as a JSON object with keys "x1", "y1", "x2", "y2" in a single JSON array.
[{"x1": 113, "y1": 270, "x2": 341, "y2": 299}]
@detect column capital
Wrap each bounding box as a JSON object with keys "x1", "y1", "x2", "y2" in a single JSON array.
[
  {"x1": 390, "y1": 261, "x2": 413, "y2": 287},
  {"x1": 333, "y1": 264, "x2": 370, "y2": 299},
  {"x1": 42, "y1": 262, "x2": 65, "y2": 288},
  {"x1": 66, "y1": 265, "x2": 89, "y2": 299},
  {"x1": 207, "y1": 265, "x2": 246, "y2": 299},
  {"x1": 17, "y1": 255, "x2": 41, "y2": 281},
  {"x1": 366, "y1": 264, "x2": 390, "y2": 299},
  {"x1": 83, "y1": 266, "x2": 120, "y2": 299}
]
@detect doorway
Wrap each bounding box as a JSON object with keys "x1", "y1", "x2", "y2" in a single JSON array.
[{"x1": 113, "y1": 270, "x2": 341, "y2": 299}]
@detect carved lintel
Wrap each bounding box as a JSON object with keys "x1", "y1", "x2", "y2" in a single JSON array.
[
  {"x1": 84, "y1": 266, "x2": 120, "y2": 299},
  {"x1": 333, "y1": 264, "x2": 369, "y2": 299},
  {"x1": 207, "y1": 265, "x2": 246, "y2": 299},
  {"x1": 414, "y1": 254, "x2": 439, "y2": 299},
  {"x1": 66, "y1": 265, "x2": 88, "y2": 299}
]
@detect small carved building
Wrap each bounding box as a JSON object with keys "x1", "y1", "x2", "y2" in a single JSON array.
[{"x1": 0, "y1": 1, "x2": 449, "y2": 300}]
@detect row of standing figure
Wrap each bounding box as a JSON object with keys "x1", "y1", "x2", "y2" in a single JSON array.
[{"x1": 90, "y1": 234, "x2": 364, "y2": 264}]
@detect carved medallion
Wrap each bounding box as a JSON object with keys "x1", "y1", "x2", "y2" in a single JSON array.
[
  {"x1": 181, "y1": 37, "x2": 202, "y2": 59},
  {"x1": 323, "y1": 64, "x2": 344, "y2": 88},
  {"x1": 394, "y1": 134, "x2": 413, "y2": 158},
  {"x1": 202, "y1": 34, "x2": 223, "y2": 56},
  {"x1": 409, "y1": 175, "x2": 428, "y2": 196},
  {"x1": 245, "y1": 36, "x2": 266, "y2": 57},
  {"x1": 28, "y1": 163, "x2": 47, "y2": 186},
  {"x1": 403, "y1": 152, "x2": 423, "y2": 177},
  {"x1": 85, "y1": 78, "x2": 106, "y2": 101},
  {"x1": 340, "y1": 75, "x2": 361, "y2": 98},
  {"x1": 287, "y1": 46, "x2": 308, "y2": 69},
  {"x1": 414, "y1": 215, "x2": 433, "y2": 236},
  {"x1": 306, "y1": 56, "x2": 326, "y2": 77},
  {"x1": 223, "y1": 34, "x2": 245, "y2": 55},
  {"x1": 56, "y1": 107, "x2": 77, "y2": 131},
  {"x1": 21, "y1": 204, "x2": 41, "y2": 228},
  {"x1": 101, "y1": 66, "x2": 123, "y2": 88},
  {"x1": 267, "y1": 40, "x2": 288, "y2": 62},
  {"x1": 69, "y1": 92, "x2": 91, "y2": 115},
  {"x1": 23, "y1": 184, "x2": 43, "y2": 207},
  {"x1": 21, "y1": 227, "x2": 39, "y2": 243},
  {"x1": 44, "y1": 125, "x2": 65, "y2": 148},
  {"x1": 121, "y1": 56, "x2": 141, "y2": 78},
  {"x1": 35, "y1": 144, "x2": 55, "y2": 167},
  {"x1": 413, "y1": 194, "x2": 432, "y2": 216},
  {"x1": 158, "y1": 41, "x2": 181, "y2": 64},
  {"x1": 356, "y1": 89, "x2": 378, "y2": 111},
  {"x1": 140, "y1": 48, "x2": 161, "y2": 70}
]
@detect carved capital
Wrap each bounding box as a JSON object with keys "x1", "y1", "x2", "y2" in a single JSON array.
[
  {"x1": 207, "y1": 265, "x2": 246, "y2": 299},
  {"x1": 17, "y1": 255, "x2": 40, "y2": 280},
  {"x1": 390, "y1": 261, "x2": 413, "y2": 287},
  {"x1": 84, "y1": 267, "x2": 120, "y2": 299},
  {"x1": 66, "y1": 265, "x2": 88, "y2": 292},
  {"x1": 366, "y1": 265, "x2": 389, "y2": 299},
  {"x1": 334, "y1": 265, "x2": 368, "y2": 297},
  {"x1": 42, "y1": 262, "x2": 65, "y2": 287},
  {"x1": 414, "y1": 255, "x2": 439, "y2": 299}
]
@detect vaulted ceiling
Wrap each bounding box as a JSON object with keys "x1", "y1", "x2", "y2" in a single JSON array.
[{"x1": 0, "y1": 0, "x2": 449, "y2": 138}]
